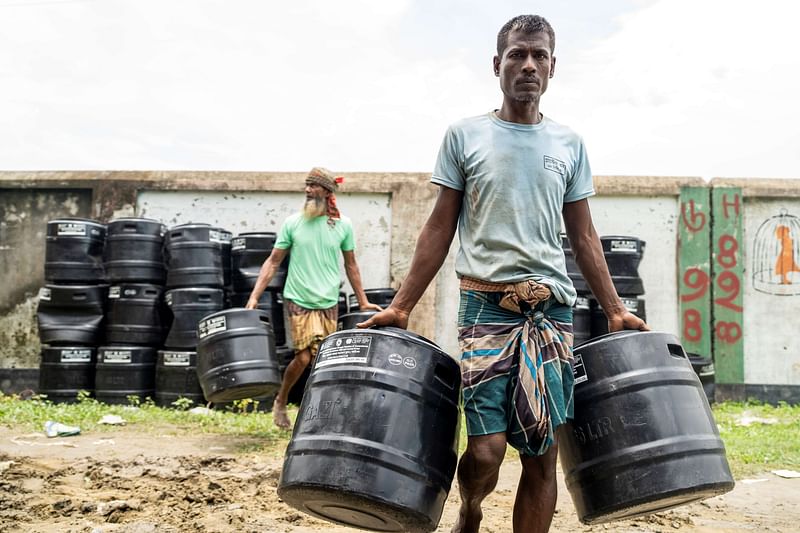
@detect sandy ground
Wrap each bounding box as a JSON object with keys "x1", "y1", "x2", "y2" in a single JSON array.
[{"x1": 0, "y1": 428, "x2": 798, "y2": 533}]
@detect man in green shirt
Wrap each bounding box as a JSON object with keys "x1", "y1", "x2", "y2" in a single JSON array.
[{"x1": 246, "y1": 167, "x2": 381, "y2": 429}]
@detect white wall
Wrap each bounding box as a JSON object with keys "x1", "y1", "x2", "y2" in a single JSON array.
[
  {"x1": 136, "y1": 190, "x2": 392, "y2": 297},
  {"x1": 743, "y1": 198, "x2": 800, "y2": 385}
]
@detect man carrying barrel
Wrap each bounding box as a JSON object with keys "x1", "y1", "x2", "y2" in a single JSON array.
[
  {"x1": 246, "y1": 167, "x2": 381, "y2": 429},
  {"x1": 361, "y1": 15, "x2": 649, "y2": 533}
]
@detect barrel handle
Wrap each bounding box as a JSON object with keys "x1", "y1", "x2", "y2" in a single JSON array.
[
  {"x1": 258, "y1": 315, "x2": 272, "y2": 325},
  {"x1": 72, "y1": 293, "x2": 87, "y2": 300},
  {"x1": 198, "y1": 295, "x2": 211, "y2": 302},
  {"x1": 123, "y1": 223, "x2": 138, "y2": 232},
  {"x1": 171, "y1": 231, "x2": 183, "y2": 239},
  {"x1": 668, "y1": 343, "x2": 688, "y2": 360},
  {"x1": 145, "y1": 289, "x2": 158, "y2": 296}
]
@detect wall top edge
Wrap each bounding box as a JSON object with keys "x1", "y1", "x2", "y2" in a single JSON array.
[
  {"x1": 593, "y1": 175, "x2": 705, "y2": 195},
  {"x1": 2, "y1": 171, "x2": 704, "y2": 195},
  {"x1": 709, "y1": 177, "x2": 800, "y2": 197},
  {"x1": 8, "y1": 172, "x2": 797, "y2": 197}
]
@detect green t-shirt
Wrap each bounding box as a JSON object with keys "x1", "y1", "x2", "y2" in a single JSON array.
[{"x1": 274, "y1": 213, "x2": 355, "y2": 309}]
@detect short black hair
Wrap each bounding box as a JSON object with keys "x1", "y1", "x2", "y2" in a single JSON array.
[{"x1": 496, "y1": 15, "x2": 555, "y2": 56}]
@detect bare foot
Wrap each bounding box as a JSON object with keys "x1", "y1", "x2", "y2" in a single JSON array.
[
  {"x1": 272, "y1": 399, "x2": 291, "y2": 429},
  {"x1": 450, "y1": 505, "x2": 482, "y2": 533}
]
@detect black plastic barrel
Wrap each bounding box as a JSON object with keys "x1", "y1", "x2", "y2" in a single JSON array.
[
  {"x1": 94, "y1": 346, "x2": 157, "y2": 404},
  {"x1": 348, "y1": 287, "x2": 396, "y2": 310},
  {"x1": 338, "y1": 291, "x2": 348, "y2": 317},
  {"x1": 196, "y1": 308, "x2": 281, "y2": 403},
  {"x1": 105, "y1": 283, "x2": 167, "y2": 346},
  {"x1": 36, "y1": 285, "x2": 107, "y2": 345},
  {"x1": 560, "y1": 331, "x2": 734, "y2": 524},
  {"x1": 572, "y1": 295, "x2": 592, "y2": 347},
  {"x1": 688, "y1": 353, "x2": 716, "y2": 405},
  {"x1": 278, "y1": 327, "x2": 461, "y2": 533},
  {"x1": 589, "y1": 296, "x2": 647, "y2": 338},
  {"x1": 155, "y1": 350, "x2": 205, "y2": 407},
  {"x1": 163, "y1": 288, "x2": 224, "y2": 349},
  {"x1": 213, "y1": 227, "x2": 233, "y2": 288},
  {"x1": 229, "y1": 290, "x2": 286, "y2": 347},
  {"x1": 164, "y1": 224, "x2": 224, "y2": 289},
  {"x1": 601, "y1": 235, "x2": 646, "y2": 295},
  {"x1": 44, "y1": 218, "x2": 106, "y2": 283},
  {"x1": 231, "y1": 232, "x2": 288, "y2": 292},
  {"x1": 104, "y1": 218, "x2": 166, "y2": 283},
  {"x1": 38, "y1": 346, "x2": 96, "y2": 403},
  {"x1": 338, "y1": 310, "x2": 377, "y2": 330}
]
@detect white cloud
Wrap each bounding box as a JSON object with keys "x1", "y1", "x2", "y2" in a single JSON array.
[
  {"x1": 1, "y1": 0, "x2": 799, "y2": 178},
  {"x1": 549, "y1": 0, "x2": 800, "y2": 179}
]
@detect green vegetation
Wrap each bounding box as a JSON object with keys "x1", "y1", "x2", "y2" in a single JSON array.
[
  {"x1": 0, "y1": 392, "x2": 287, "y2": 449},
  {"x1": 713, "y1": 401, "x2": 800, "y2": 477},
  {"x1": 1, "y1": 393, "x2": 798, "y2": 477}
]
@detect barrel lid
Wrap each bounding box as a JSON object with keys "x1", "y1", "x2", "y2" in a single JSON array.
[
  {"x1": 48, "y1": 217, "x2": 104, "y2": 226},
  {"x1": 108, "y1": 217, "x2": 162, "y2": 224}
]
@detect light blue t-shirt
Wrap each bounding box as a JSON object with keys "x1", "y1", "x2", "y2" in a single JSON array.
[
  {"x1": 275, "y1": 213, "x2": 355, "y2": 309},
  {"x1": 431, "y1": 112, "x2": 595, "y2": 306}
]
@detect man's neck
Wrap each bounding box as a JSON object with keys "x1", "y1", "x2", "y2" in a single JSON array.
[{"x1": 496, "y1": 99, "x2": 542, "y2": 125}]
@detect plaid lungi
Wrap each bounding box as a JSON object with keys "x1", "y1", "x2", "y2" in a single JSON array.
[
  {"x1": 284, "y1": 300, "x2": 338, "y2": 356},
  {"x1": 458, "y1": 280, "x2": 575, "y2": 456}
]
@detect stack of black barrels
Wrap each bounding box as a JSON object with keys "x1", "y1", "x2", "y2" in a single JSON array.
[
  {"x1": 35, "y1": 215, "x2": 395, "y2": 411},
  {"x1": 37, "y1": 218, "x2": 107, "y2": 403},
  {"x1": 97, "y1": 218, "x2": 168, "y2": 405},
  {"x1": 563, "y1": 234, "x2": 646, "y2": 346},
  {"x1": 160, "y1": 223, "x2": 229, "y2": 407}
]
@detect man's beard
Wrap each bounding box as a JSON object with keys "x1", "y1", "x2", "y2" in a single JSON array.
[{"x1": 303, "y1": 196, "x2": 326, "y2": 219}]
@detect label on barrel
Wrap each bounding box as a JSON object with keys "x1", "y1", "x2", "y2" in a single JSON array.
[
  {"x1": 163, "y1": 352, "x2": 191, "y2": 366},
  {"x1": 316, "y1": 335, "x2": 372, "y2": 368},
  {"x1": 39, "y1": 287, "x2": 51, "y2": 301},
  {"x1": 209, "y1": 229, "x2": 223, "y2": 243},
  {"x1": 220, "y1": 231, "x2": 232, "y2": 242},
  {"x1": 165, "y1": 292, "x2": 173, "y2": 306},
  {"x1": 57, "y1": 222, "x2": 86, "y2": 236},
  {"x1": 610, "y1": 239, "x2": 638, "y2": 252},
  {"x1": 621, "y1": 297, "x2": 639, "y2": 312},
  {"x1": 198, "y1": 316, "x2": 227, "y2": 339},
  {"x1": 60, "y1": 349, "x2": 92, "y2": 362},
  {"x1": 572, "y1": 354, "x2": 588, "y2": 384},
  {"x1": 103, "y1": 350, "x2": 132, "y2": 363},
  {"x1": 231, "y1": 238, "x2": 246, "y2": 251},
  {"x1": 108, "y1": 286, "x2": 121, "y2": 299},
  {"x1": 575, "y1": 296, "x2": 590, "y2": 310}
]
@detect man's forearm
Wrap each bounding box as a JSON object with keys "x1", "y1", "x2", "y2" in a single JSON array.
[
  {"x1": 248, "y1": 259, "x2": 279, "y2": 304},
  {"x1": 345, "y1": 262, "x2": 370, "y2": 307},
  {"x1": 571, "y1": 230, "x2": 624, "y2": 315}
]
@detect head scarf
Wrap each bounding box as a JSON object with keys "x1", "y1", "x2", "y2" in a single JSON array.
[{"x1": 305, "y1": 167, "x2": 344, "y2": 226}]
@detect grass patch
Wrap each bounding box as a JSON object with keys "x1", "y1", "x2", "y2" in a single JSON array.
[
  {"x1": 713, "y1": 401, "x2": 800, "y2": 477},
  {"x1": 0, "y1": 392, "x2": 292, "y2": 452},
  {"x1": 1, "y1": 393, "x2": 798, "y2": 478}
]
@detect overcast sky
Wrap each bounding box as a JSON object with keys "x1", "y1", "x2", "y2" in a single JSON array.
[{"x1": 1, "y1": 0, "x2": 799, "y2": 179}]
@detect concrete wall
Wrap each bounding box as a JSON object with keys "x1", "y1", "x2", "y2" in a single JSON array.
[
  {"x1": 1, "y1": 172, "x2": 799, "y2": 402},
  {"x1": 714, "y1": 179, "x2": 800, "y2": 397},
  {"x1": 0, "y1": 188, "x2": 93, "y2": 369}
]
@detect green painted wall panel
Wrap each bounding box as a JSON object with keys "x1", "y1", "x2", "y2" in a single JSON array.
[
  {"x1": 711, "y1": 187, "x2": 745, "y2": 384},
  {"x1": 678, "y1": 187, "x2": 713, "y2": 358}
]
